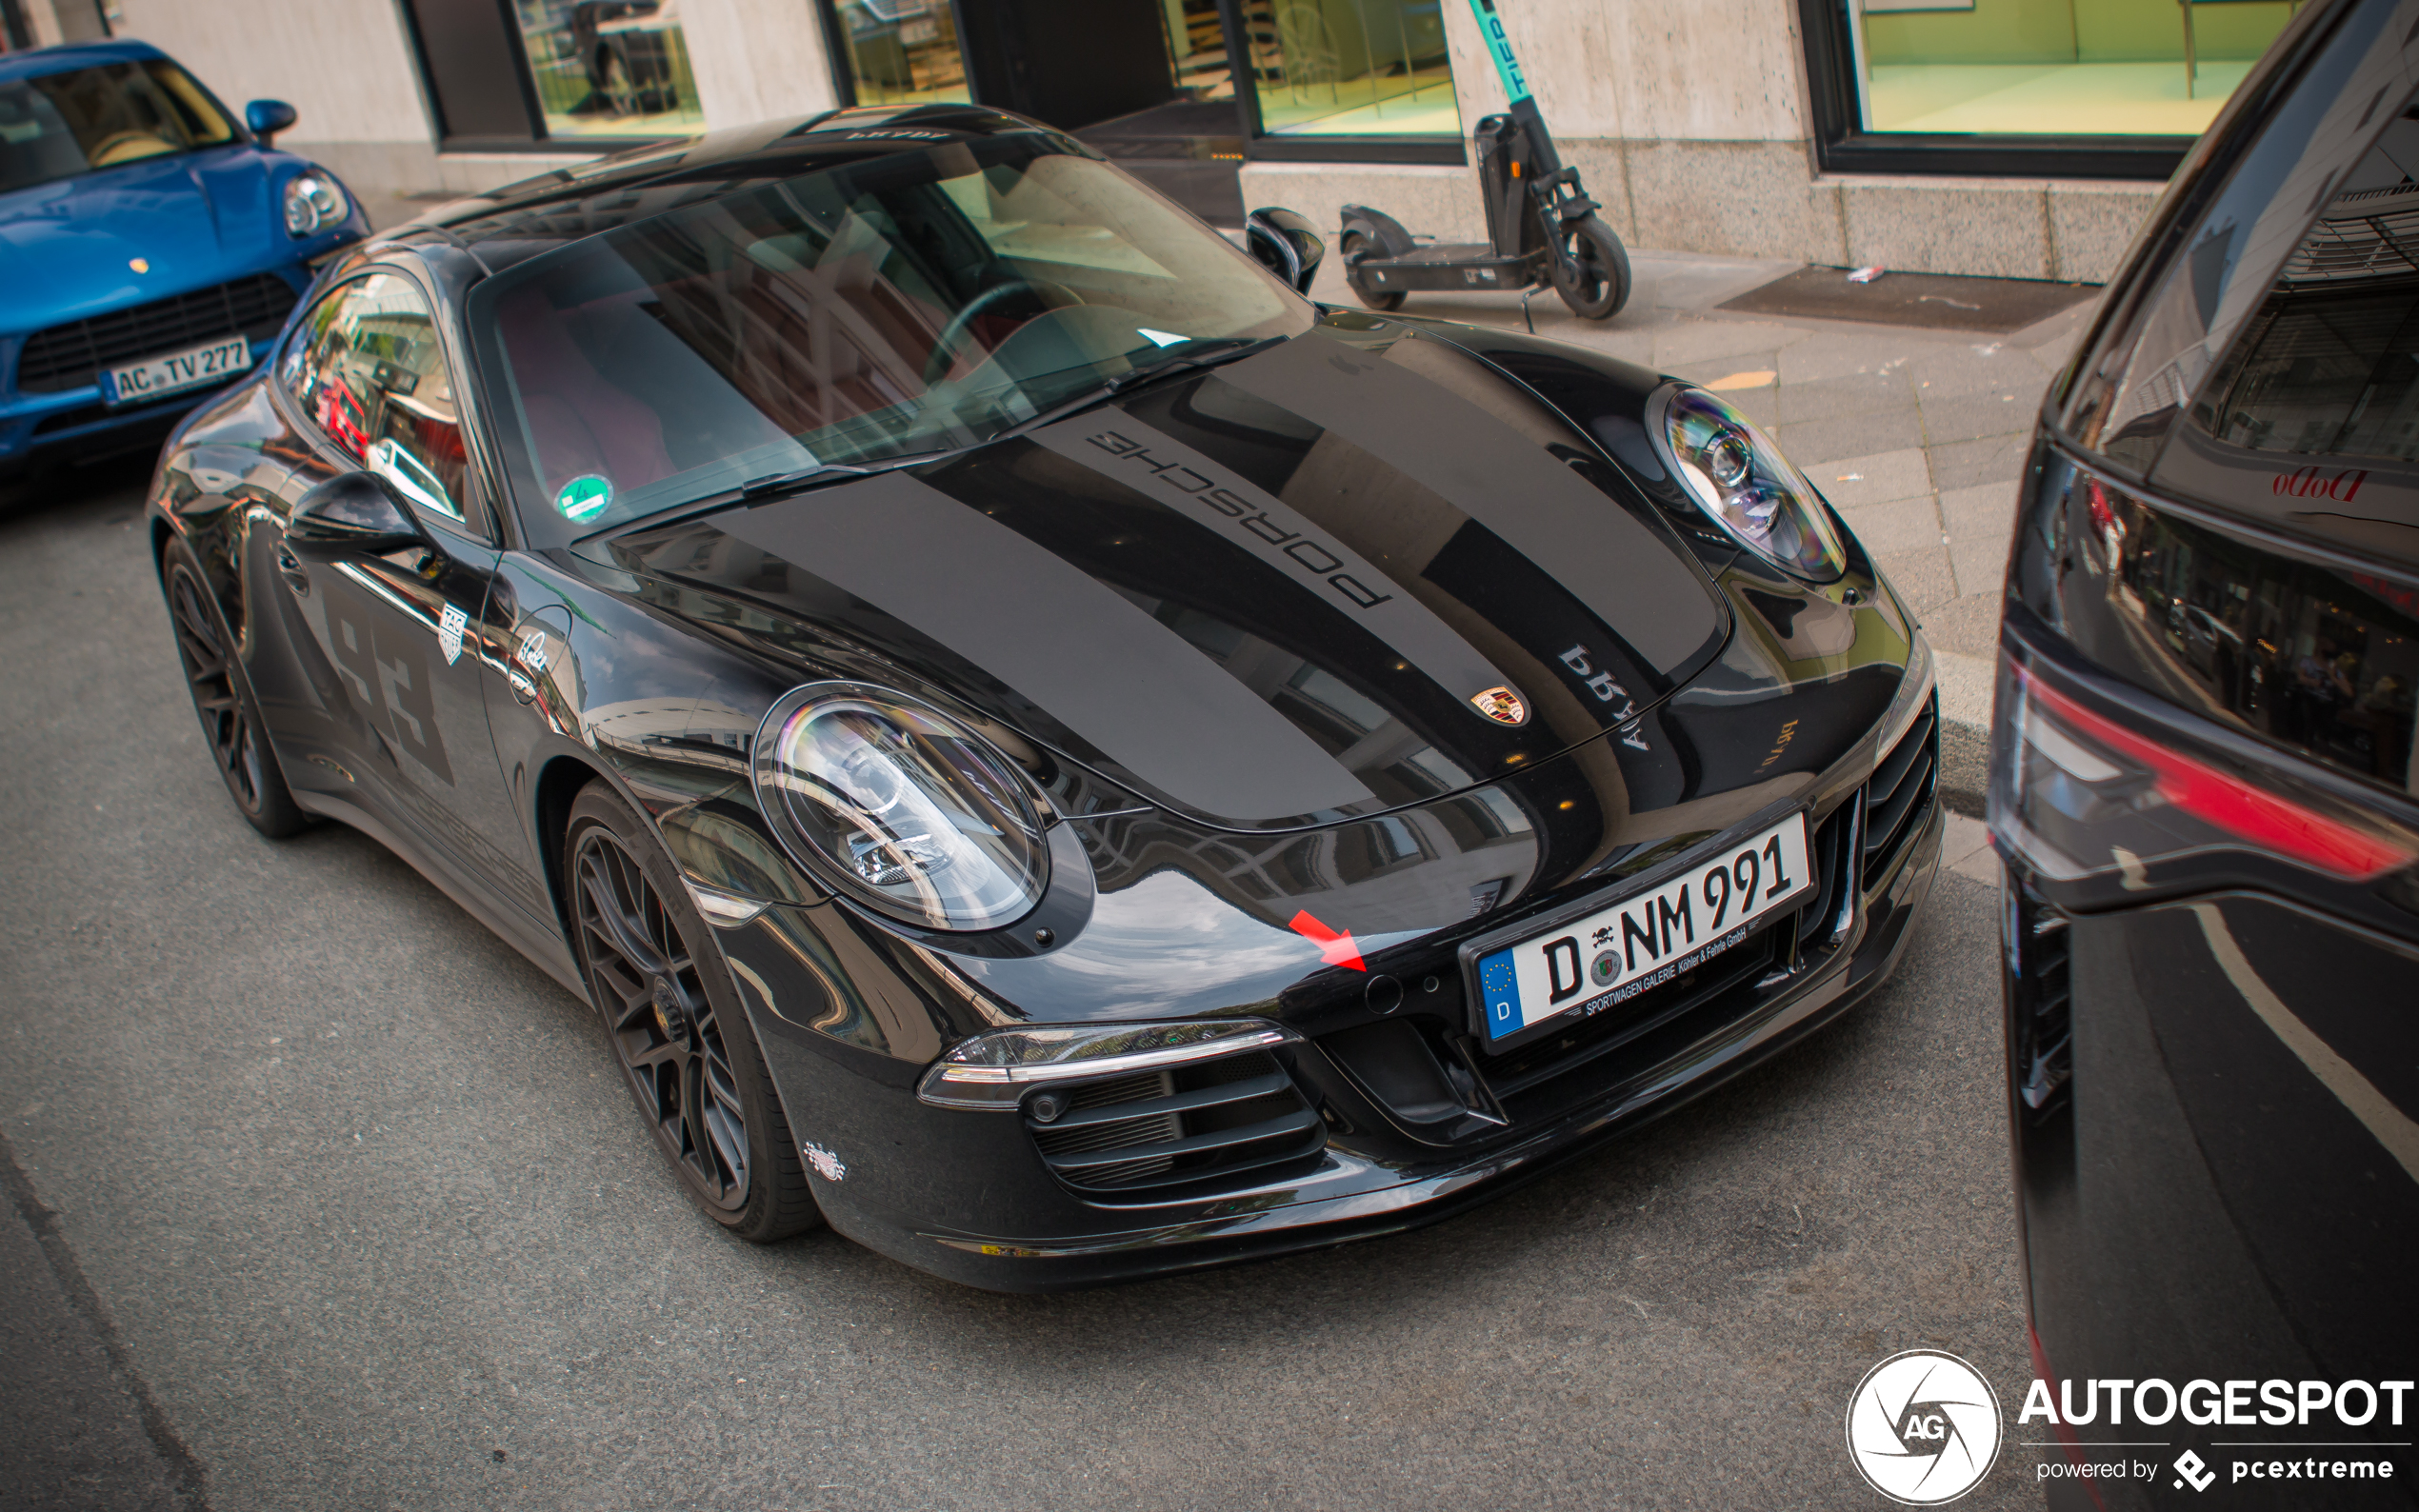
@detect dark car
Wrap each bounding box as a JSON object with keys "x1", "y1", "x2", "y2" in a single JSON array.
[
  {"x1": 1994, "y1": 0, "x2": 2419, "y2": 1499},
  {"x1": 149, "y1": 105, "x2": 1941, "y2": 1290},
  {"x1": 0, "y1": 40, "x2": 367, "y2": 479}
]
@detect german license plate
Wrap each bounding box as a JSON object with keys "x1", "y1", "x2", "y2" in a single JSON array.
[
  {"x1": 98, "y1": 335, "x2": 251, "y2": 406},
  {"x1": 1471, "y1": 812, "x2": 1812, "y2": 1045}
]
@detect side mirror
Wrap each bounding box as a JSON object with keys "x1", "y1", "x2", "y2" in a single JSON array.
[
  {"x1": 246, "y1": 99, "x2": 298, "y2": 146},
  {"x1": 1246, "y1": 207, "x2": 1325, "y2": 296},
  {"x1": 288, "y1": 471, "x2": 425, "y2": 552}
]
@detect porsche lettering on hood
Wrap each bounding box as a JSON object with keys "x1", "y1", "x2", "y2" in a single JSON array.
[{"x1": 635, "y1": 322, "x2": 1730, "y2": 830}]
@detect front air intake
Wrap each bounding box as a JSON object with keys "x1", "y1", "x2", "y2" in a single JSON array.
[{"x1": 1023, "y1": 1048, "x2": 1324, "y2": 1198}]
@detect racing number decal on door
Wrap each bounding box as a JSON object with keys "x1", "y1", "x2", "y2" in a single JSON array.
[{"x1": 328, "y1": 603, "x2": 453, "y2": 785}]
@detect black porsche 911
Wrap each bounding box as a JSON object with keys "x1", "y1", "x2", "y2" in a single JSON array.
[
  {"x1": 1996, "y1": 0, "x2": 2419, "y2": 1498},
  {"x1": 148, "y1": 104, "x2": 1940, "y2": 1290}
]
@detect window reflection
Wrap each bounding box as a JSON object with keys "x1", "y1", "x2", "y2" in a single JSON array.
[
  {"x1": 1240, "y1": 0, "x2": 1460, "y2": 137},
  {"x1": 511, "y1": 0, "x2": 705, "y2": 139},
  {"x1": 835, "y1": 0, "x2": 970, "y2": 107},
  {"x1": 283, "y1": 275, "x2": 468, "y2": 522},
  {"x1": 1853, "y1": 0, "x2": 2291, "y2": 138}
]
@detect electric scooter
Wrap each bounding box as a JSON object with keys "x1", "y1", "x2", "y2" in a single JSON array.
[{"x1": 1336, "y1": 0, "x2": 1630, "y2": 322}]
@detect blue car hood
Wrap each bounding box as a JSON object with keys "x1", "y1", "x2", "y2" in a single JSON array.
[{"x1": 0, "y1": 146, "x2": 294, "y2": 335}]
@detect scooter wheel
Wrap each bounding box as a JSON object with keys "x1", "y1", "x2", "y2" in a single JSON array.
[
  {"x1": 1552, "y1": 215, "x2": 1631, "y2": 320},
  {"x1": 1341, "y1": 231, "x2": 1406, "y2": 312}
]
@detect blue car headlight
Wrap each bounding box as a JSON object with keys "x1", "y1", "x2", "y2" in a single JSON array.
[
  {"x1": 282, "y1": 173, "x2": 346, "y2": 236},
  {"x1": 1649, "y1": 384, "x2": 1847, "y2": 581}
]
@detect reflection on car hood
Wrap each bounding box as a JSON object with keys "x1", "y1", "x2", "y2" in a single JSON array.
[
  {"x1": 0, "y1": 146, "x2": 288, "y2": 335},
  {"x1": 613, "y1": 317, "x2": 1732, "y2": 830}
]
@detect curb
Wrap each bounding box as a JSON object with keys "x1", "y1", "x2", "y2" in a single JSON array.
[{"x1": 1935, "y1": 648, "x2": 1993, "y2": 820}]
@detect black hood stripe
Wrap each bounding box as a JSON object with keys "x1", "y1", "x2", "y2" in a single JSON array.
[
  {"x1": 720, "y1": 472, "x2": 1377, "y2": 821},
  {"x1": 1221, "y1": 330, "x2": 1721, "y2": 672},
  {"x1": 1027, "y1": 413, "x2": 1509, "y2": 706}
]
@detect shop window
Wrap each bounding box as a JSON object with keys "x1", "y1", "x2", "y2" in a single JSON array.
[
  {"x1": 832, "y1": 0, "x2": 970, "y2": 108},
  {"x1": 1848, "y1": 0, "x2": 2294, "y2": 140},
  {"x1": 509, "y1": 0, "x2": 705, "y2": 138},
  {"x1": 1161, "y1": 0, "x2": 1237, "y2": 104},
  {"x1": 1239, "y1": 0, "x2": 1460, "y2": 137}
]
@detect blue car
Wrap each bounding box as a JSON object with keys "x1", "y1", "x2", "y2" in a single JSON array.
[{"x1": 0, "y1": 39, "x2": 367, "y2": 479}]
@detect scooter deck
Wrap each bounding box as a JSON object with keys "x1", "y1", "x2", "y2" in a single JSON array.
[{"x1": 1354, "y1": 244, "x2": 1544, "y2": 294}]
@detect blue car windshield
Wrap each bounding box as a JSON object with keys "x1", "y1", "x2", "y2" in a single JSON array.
[
  {"x1": 0, "y1": 60, "x2": 237, "y2": 193},
  {"x1": 466, "y1": 133, "x2": 1310, "y2": 546}
]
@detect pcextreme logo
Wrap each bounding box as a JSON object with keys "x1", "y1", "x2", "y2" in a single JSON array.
[{"x1": 1846, "y1": 1350, "x2": 2004, "y2": 1505}]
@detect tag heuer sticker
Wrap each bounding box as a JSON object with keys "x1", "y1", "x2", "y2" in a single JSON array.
[
  {"x1": 437, "y1": 603, "x2": 468, "y2": 666},
  {"x1": 554, "y1": 474, "x2": 612, "y2": 522}
]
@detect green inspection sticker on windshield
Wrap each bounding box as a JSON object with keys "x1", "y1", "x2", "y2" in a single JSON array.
[{"x1": 554, "y1": 474, "x2": 612, "y2": 522}]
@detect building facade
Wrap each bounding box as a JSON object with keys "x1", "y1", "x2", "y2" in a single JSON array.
[{"x1": 32, "y1": 0, "x2": 2308, "y2": 282}]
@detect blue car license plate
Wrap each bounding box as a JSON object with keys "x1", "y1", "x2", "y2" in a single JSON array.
[
  {"x1": 99, "y1": 335, "x2": 251, "y2": 406},
  {"x1": 1471, "y1": 812, "x2": 1812, "y2": 1045}
]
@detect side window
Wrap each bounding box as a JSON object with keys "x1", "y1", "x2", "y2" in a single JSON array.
[{"x1": 282, "y1": 273, "x2": 478, "y2": 532}]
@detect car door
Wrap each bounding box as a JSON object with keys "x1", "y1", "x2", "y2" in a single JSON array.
[{"x1": 271, "y1": 269, "x2": 548, "y2": 921}]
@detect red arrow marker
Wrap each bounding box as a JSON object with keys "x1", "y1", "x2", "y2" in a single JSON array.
[{"x1": 1289, "y1": 910, "x2": 1366, "y2": 972}]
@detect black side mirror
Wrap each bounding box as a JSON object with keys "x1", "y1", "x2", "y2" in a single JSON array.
[
  {"x1": 289, "y1": 471, "x2": 425, "y2": 553},
  {"x1": 1246, "y1": 207, "x2": 1326, "y2": 296},
  {"x1": 246, "y1": 99, "x2": 298, "y2": 146}
]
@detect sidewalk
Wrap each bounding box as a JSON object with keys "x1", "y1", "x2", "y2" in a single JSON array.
[{"x1": 1302, "y1": 249, "x2": 2094, "y2": 815}]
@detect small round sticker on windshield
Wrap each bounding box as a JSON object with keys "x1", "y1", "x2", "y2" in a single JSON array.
[{"x1": 554, "y1": 474, "x2": 612, "y2": 522}]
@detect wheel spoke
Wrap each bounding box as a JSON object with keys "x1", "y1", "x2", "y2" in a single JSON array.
[{"x1": 574, "y1": 823, "x2": 752, "y2": 1213}]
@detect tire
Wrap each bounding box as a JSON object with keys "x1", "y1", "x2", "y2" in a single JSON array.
[
  {"x1": 1552, "y1": 213, "x2": 1632, "y2": 320},
  {"x1": 1341, "y1": 230, "x2": 1406, "y2": 312},
  {"x1": 161, "y1": 536, "x2": 308, "y2": 839},
  {"x1": 564, "y1": 782, "x2": 822, "y2": 1243}
]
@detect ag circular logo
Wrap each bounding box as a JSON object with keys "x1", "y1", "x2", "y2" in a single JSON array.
[{"x1": 1845, "y1": 1350, "x2": 2002, "y2": 1504}]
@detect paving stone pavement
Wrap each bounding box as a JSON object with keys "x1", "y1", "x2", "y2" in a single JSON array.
[{"x1": 1304, "y1": 248, "x2": 2094, "y2": 810}]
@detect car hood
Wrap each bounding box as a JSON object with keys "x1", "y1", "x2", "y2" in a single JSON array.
[
  {"x1": 0, "y1": 146, "x2": 290, "y2": 334},
  {"x1": 610, "y1": 318, "x2": 1733, "y2": 831}
]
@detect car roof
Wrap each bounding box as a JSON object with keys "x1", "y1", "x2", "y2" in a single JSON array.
[
  {"x1": 0, "y1": 38, "x2": 169, "y2": 83},
  {"x1": 383, "y1": 103, "x2": 1074, "y2": 275}
]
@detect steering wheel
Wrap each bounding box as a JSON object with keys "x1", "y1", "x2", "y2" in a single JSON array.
[
  {"x1": 923, "y1": 279, "x2": 1081, "y2": 387},
  {"x1": 89, "y1": 130, "x2": 175, "y2": 166}
]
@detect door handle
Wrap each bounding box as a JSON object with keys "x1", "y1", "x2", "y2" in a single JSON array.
[{"x1": 275, "y1": 543, "x2": 310, "y2": 595}]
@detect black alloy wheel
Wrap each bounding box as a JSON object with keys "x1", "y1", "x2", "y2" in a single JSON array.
[
  {"x1": 1341, "y1": 230, "x2": 1406, "y2": 312},
  {"x1": 565, "y1": 783, "x2": 820, "y2": 1242},
  {"x1": 1551, "y1": 213, "x2": 1631, "y2": 320},
  {"x1": 163, "y1": 543, "x2": 307, "y2": 838}
]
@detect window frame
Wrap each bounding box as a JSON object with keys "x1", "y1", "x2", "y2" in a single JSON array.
[
  {"x1": 275, "y1": 267, "x2": 501, "y2": 547},
  {"x1": 1795, "y1": 0, "x2": 2197, "y2": 182}
]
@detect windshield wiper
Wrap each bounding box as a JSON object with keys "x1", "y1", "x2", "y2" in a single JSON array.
[{"x1": 579, "y1": 450, "x2": 949, "y2": 545}]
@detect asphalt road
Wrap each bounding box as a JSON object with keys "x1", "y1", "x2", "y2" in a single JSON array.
[{"x1": 0, "y1": 457, "x2": 2041, "y2": 1511}]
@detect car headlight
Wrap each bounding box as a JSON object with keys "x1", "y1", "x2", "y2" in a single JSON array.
[
  {"x1": 282, "y1": 173, "x2": 345, "y2": 236},
  {"x1": 1649, "y1": 384, "x2": 1847, "y2": 581},
  {"x1": 750, "y1": 683, "x2": 1049, "y2": 931}
]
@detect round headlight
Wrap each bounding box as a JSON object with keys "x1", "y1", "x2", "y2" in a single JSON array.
[
  {"x1": 1650, "y1": 385, "x2": 1847, "y2": 582},
  {"x1": 751, "y1": 685, "x2": 1049, "y2": 932},
  {"x1": 283, "y1": 173, "x2": 344, "y2": 236}
]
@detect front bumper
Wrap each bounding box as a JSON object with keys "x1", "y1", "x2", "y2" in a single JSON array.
[
  {"x1": 729, "y1": 759, "x2": 1944, "y2": 1291},
  {"x1": 0, "y1": 332, "x2": 282, "y2": 471}
]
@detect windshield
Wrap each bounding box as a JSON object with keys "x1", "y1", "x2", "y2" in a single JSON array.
[
  {"x1": 468, "y1": 134, "x2": 1309, "y2": 543},
  {"x1": 0, "y1": 60, "x2": 238, "y2": 193}
]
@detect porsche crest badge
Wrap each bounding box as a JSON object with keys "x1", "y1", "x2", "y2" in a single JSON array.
[{"x1": 1469, "y1": 686, "x2": 1528, "y2": 726}]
